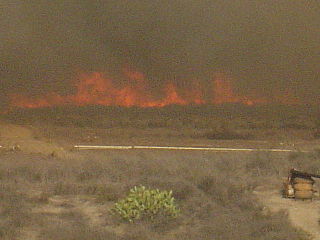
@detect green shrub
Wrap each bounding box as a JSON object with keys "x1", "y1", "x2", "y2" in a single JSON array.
[{"x1": 112, "y1": 186, "x2": 180, "y2": 222}]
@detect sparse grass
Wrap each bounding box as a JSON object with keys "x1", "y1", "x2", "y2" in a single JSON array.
[
  {"x1": 0, "y1": 106, "x2": 318, "y2": 239},
  {"x1": 0, "y1": 185, "x2": 31, "y2": 240},
  {"x1": 0, "y1": 147, "x2": 314, "y2": 239},
  {"x1": 4, "y1": 105, "x2": 318, "y2": 131},
  {"x1": 38, "y1": 221, "x2": 117, "y2": 240},
  {"x1": 312, "y1": 129, "x2": 320, "y2": 139}
]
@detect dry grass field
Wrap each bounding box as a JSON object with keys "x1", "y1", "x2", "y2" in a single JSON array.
[{"x1": 1, "y1": 105, "x2": 319, "y2": 239}]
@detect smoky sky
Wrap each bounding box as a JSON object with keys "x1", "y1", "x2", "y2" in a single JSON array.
[{"x1": 0, "y1": 0, "x2": 319, "y2": 101}]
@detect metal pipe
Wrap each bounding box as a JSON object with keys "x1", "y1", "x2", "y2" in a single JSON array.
[{"x1": 73, "y1": 145, "x2": 305, "y2": 152}]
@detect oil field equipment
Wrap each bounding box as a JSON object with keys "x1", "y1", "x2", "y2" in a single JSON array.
[{"x1": 284, "y1": 168, "x2": 320, "y2": 200}]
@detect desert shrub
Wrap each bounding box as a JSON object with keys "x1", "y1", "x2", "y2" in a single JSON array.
[
  {"x1": 288, "y1": 151, "x2": 320, "y2": 175},
  {"x1": 112, "y1": 186, "x2": 180, "y2": 222},
  {"x1": 245, "y1": 152, "x2": 283, "y2": 177},
  {"x1": 0, "y1": 186, "x2": 30, "y2": 240},
  {"x1": 202, "y1": 127, "x2": 252, "y2": 140},
  {"x1": 313, "y1": 129, "x2": 320, "y2": 139}
]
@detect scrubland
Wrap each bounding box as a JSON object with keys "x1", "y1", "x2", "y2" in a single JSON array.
[{"x1": 0, "y1": 105, "x2": 319, "y2": 239}]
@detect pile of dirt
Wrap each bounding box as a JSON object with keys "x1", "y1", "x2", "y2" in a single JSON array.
[{"x1": 0, "y1": 122, "x2": 70, "y2": 158}]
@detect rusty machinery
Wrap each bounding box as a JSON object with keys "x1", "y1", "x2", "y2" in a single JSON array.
[{"x1": 284, "y1": 168, "x2": 320, "y2": 200}]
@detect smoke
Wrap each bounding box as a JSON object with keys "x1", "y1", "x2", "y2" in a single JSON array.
[{"x1": 1, "y1": 0, "x2": 319, "y2": 103}]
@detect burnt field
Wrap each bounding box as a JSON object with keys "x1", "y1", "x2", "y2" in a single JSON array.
[
  {"x1": 0, "y1": 105, "x2": 320, "y2": 239},
  {"x1": 4, "y1": 104, "x2": 320, "y2": 146}
]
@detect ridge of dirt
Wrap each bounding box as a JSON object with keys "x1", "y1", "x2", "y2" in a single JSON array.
[
  {"x1": 255, "y1": 189, "x2": 319, "y2": 239},
  {"x1": 0, "y1": 122, "x2": 74, "y2": 158}
]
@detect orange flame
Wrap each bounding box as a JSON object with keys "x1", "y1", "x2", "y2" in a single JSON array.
[
  {"x1": 212, "y1": 74, "x2": 239, "y2": 104},
  {"x1": 212, "y1": 73, "x2": 267, "y2": 105},
  {"x1": 8, "y1": 69, "x2": 301, "y2": 109}
]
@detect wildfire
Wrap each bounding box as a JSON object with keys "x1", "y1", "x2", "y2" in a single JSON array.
[
  {"x1": 8, "y1": 69, "x2": 300, "y2": 109},
  {"x1": 211, "y1": 73, "x2": 268, "y2": 105}
]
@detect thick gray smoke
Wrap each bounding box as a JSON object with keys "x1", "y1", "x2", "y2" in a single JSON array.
[{"x1": 0, "y1": 0, "x2": 319, "y2": 103}]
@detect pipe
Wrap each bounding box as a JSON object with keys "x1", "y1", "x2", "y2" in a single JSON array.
[{"x1": 73, "y1": 145, "x2": 305, "y2": 152}]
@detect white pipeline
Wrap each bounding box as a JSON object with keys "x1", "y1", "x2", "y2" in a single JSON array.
[{"x1": 73, "y1": 145, "x2": 304, "y2": 152}]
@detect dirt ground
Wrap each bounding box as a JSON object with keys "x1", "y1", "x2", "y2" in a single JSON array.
[
  {"x1": 255, "y1": 189, "x2": 320, "y2": 239},
  {"x1": 1, "y1": 112, "x2": 319, "y2": 239}
]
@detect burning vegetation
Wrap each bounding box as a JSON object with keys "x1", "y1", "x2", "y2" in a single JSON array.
[{"x1": 9, "y1": 69, "x2": 301, "y2": 109}]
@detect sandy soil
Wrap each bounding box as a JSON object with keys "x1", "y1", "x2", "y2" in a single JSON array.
[
  {"x1": 17, "y1": 194, "x2": 113, "y2": 240},
  {"x1": 0, "y1": 122, "x2": 76, "y2": 158},
  {"x1": 255, "y1": 189, "x2": 320, "y2": 239}
]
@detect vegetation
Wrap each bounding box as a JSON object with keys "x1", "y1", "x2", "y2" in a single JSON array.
[
  {"x1": 4, "y1": 104, "x2": 317, "y2": 131},
  {"x1": 0, "y1": 147, "x2": 313, "y2": 239},
  {"x1": 0, "y1": 107, "x2": 317, "y2": 239},
  {"x1": 112, "y1": 186, "x2": 180, "y2": 222}
]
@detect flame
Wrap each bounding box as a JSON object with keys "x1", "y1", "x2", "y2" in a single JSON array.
[
  {"x1": 212, "y1": 73, "x2": 267, "y2": 105},
  {"x1": 212, "y1": 74, "x2": 239, "y2": 104},
  {"x1": 8, "y1": 69, "x2": 301, "y2": 109}
]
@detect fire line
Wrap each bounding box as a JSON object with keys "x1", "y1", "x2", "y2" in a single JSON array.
[{"x1": 9, "y1": 70, "x2": 301, "y2": 109}]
